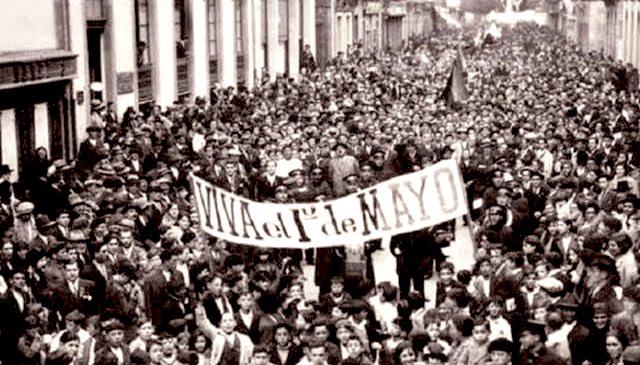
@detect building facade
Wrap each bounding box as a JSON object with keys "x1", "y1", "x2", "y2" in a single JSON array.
[
  {"x1": 315, "y1": 0, "x2": 434, "y2": 66},
  {"x1": 0, "y1": 0, "x2": 81, "y2": 177},
  {"x1": 548, "y1": 0, "x2": 640, "y2": 70},
  {"x1": 98, "y1": 0, "x2": 316, "y2": 112},
  {"x1": 13, "y1": 0, "x2": 316, "y2": 165}
]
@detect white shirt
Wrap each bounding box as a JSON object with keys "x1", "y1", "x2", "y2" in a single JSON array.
[
  {"x1": 239, "y1": 310, "x2": 253, "y2": 329},
  {"x1": 487, "y1": 315, "x2": 512, "y2": 341},
  {"x1": 68, "y1": 279, "x2": 80, "y2": 295},
  {"x1": 275, "y1": 158, "x2": 303, "y2": 178},
  {"x1": 49, "y1": 329, "x2": 90, "y2": 353},
  {"x1": 110, "y1": 346, "x2": 124, "y2": 364},
  {"x1": 175, "y1": 262, "x2": 190, "y2": 288},
  {"x1": 11, "y1": 290, "x2": 24, "y2": 312}
]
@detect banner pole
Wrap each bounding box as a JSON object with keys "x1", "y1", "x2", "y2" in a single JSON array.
[{"x1": 455, "y1": 161, "x2": 476, "y2": 255}]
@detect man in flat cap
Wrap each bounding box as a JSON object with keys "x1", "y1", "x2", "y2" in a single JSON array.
[
  {"x1": 584, "y1": 253, "x2": 622, "y2": 310},
  {"x1": 518, "y1": 320, "x2": 563, "y2": 365},
  {"x1": 14, "y1": 201, "x2": 37, "y2": 246},
  {"x1": 488, "y1": 338, "x2": 513, "y2": 365}
]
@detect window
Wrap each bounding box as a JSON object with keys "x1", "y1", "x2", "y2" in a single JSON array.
[
  {"x1": 175, "y1": 0, "x2": 187, "y2": 58},
  {"x1": 262, "y1": 0, "x2": 268, "y2": 44},
  {"x1": 354, "y1": 14, "x2": 358, "y2": 41},
  {"x1": 235, "y1": 0, "x2": 244, "y2": 55},
  {"x1": 208, "y1": 0, "x2": 217, "y2": 57},
  {"x1": 278, "y1": 0, "x2": 288, "y2": 40},
  {"x1": 135, "y1": 0, "x2": 151, "y2": 65}
]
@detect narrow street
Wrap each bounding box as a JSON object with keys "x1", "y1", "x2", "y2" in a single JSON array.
[{"x1": 303, "y1": 218, "x2": 475, "y2": 307}]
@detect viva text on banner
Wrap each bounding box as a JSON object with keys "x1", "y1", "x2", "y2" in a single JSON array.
[{"x1": 191, "y1": 159, "x2": 468, "y2": 248}]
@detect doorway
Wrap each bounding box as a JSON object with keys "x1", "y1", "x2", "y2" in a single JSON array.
[{"x1": 87, "y1": 28, "x2": 104, "y2": 101}]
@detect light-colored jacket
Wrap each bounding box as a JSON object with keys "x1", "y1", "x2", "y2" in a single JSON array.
[{"x1": 196, "y1": 305, "x2": 254, "y2": 365}]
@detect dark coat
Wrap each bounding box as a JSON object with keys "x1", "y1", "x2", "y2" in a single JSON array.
[
  {"x1": 102, "y1": 282, "x2": 138, "y2": 326},
  {"x1": 567, "y1": 323, "x2": 590, "y2": 365},
  {"x1": 518, "y1": 345, "x2": 565, "y2": 365},
  {"x1": 51, "y1": 279, "x2": 97, "y2": 317},
  {"x1": 254, "y1": 174, "x2": 284, "y2": 202},
  {"x1": 0, "y1": 290, "x2": 34, "y2": 365},
  {"x1": 142, "y1": 269, "x2": 173, "y2": 327},
  {"x1": 269, "y1": 344, "x2": 303, "y2": 365},
  {"x1": 235, "y1": 309, "x2": 263, "y2": 344}
]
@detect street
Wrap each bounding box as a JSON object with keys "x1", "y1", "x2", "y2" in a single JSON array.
[{"x1": 303, "y1": 218, "x2": 475, "y2": 308}]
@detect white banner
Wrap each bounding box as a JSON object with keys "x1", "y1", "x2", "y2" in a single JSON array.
[{"x1": 192, "y1": 159, "x2": 468, "y2": 248}]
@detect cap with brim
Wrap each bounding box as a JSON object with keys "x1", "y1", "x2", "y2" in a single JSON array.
[
  {"x1": 35, "y1": 215, "x2": 56, "y2": 229},
  {"x1": 555, "y1": 293, "x2": 580, "y2": 310},
  {"x1": 68, "y1": 195, "x2": 86, "y2": 207},
  {"x1": 343, "y1": 174, "x2": 360, "y2": 183},
  {"x1": 15, "y1": 202, "x2": 35, "y2": 216},
  {"x1": 67, "y1": 230, "x2": 89, "y2": 243},
  {"x1": 84, "y1": 179, "x2": 103, "y2": 187},
  {"x1": 65, "y1": 309, "x2": 86, "y2": 322},
  {"x1": 103, "y1": 319, "x2": 125, "y2": 333},
  {"x1": 488, "y1": 338, "x2": 513, "y2": 354},
  {"x1": 333, "y1": 142, "x2": 349, "y2": 151},
  {"x1": 119, "y1": 218, "x2": 136, "y2": 230},
  {"x1": 275, "y1": 185, "x2": 288, "y2": 193},
  {"x1": 520, "y1": 320, "x2": 547, "y2": 340},
  {"x1": 0, "y1": 164, "x2": 13, "y2": 175},
  {"x1": 86, "y1": 124, "x2": 102, "y2": 132},
  {"x1": 52, "y1": 159, "x2": 67, "y2": 169},
  {"x1": 156, "y1": 177, "x2": 173, "y2": 186},
  {"x1": 46, "y1": 239, "x2": 66, "y2": 255},
  {"x1": 589, "y1": 253, "x2": 617, "y2": 274}
]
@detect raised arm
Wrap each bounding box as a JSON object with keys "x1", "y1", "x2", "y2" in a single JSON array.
[{"x1": 195, "y1": 302, "x2": 219, "y2": 340}]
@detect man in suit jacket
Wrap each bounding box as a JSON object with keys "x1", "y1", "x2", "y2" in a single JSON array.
[
  {"x1": 234, "y1": 290, "x2": 262, "y2": 344},
  {"x1": 202, "y1": 273, "x2": 234, "y2": 326},
  {"x1": 76, "y1": 125, "x2": 105, "y2": 177},
  {"x1": 0, "y1": 269, "x2": 34, "y2": 365},
  {"x1": 94, "y1": 320, "x2": 132, "y2": 365},
  {"x1": 143, "y1": 251, "x2": 184, "y2": 328},
  {"x1": 254, "y1": 160, "x2": 284, "y2": 202},
  {"x1": 199, "y1": 239, "x2": 230, "y2": 277},
  {"x1": 80, "y1": 244, "x2": 112, "y2": 308},
  {"x1": 52, "y1": 260, "x2": 97, "y2": 319},
  {"x1": 555, "y1": 295, "x2": 590, "y2": 365}
]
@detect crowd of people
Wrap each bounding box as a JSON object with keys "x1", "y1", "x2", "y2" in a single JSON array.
[{"x1": 2, "y1": 18, "x2": 640, "y2": 365}]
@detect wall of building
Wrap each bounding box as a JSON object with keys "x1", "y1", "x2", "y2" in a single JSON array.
[{"x1": 621, "y1": 1, "x2": 640, "y2": 69}]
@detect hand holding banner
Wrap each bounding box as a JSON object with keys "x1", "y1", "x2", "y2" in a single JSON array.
[{"x1": 192, "y1": 159, "x2": 468, "y2": 248}]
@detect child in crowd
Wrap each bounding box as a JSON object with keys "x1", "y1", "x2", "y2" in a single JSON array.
[
  {"x1": 449, "y1": 318, "x2": 490, "y2": 365},
  {"x1": 130, "y1": 320, "x2": 155, "y2": 354},
  {"x1": 435, "y1": 262, "x2": 465, "y2": 307},
  {"x1": 485, "y1": 297, "x2": 512, "y2": 342}
]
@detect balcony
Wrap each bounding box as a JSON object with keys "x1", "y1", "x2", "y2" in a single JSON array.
[{"x1": 86, "y1": 0, "x2": 107, "y2": 28}]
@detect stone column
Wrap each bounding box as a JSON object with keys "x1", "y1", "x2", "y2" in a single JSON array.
[
  {"x1": 150, "y1": 0, "x2": 177, "y2": 107},
  {"x1": 218, "y1": 0, "x2": 237, "y2": 86},
  {"x1": 266, "y1": 0, "x2": 278, "y2": 80},
  {"x1": 67, "y1": 0, "x2": 89, "y2": 144},
  {"x1": 190, "y1": 0, "x2": 209, "y2": 98},
  {"x1": 243, "y1": 0, "x2": 255, "y2": 88},
  {"x1": 302, "y1": 0, "x2": 316, "y2": 54},
  {"x1": 288, "y1": 0, "x2": 300, "y2": 79},
  {"x1": 252, "y1": 0, "x2": 264, "y2": 83}
]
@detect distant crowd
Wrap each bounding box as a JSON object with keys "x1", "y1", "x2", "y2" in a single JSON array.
[{"x1": 1, "y1": 21, "x2": 640, "y2": 365}]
